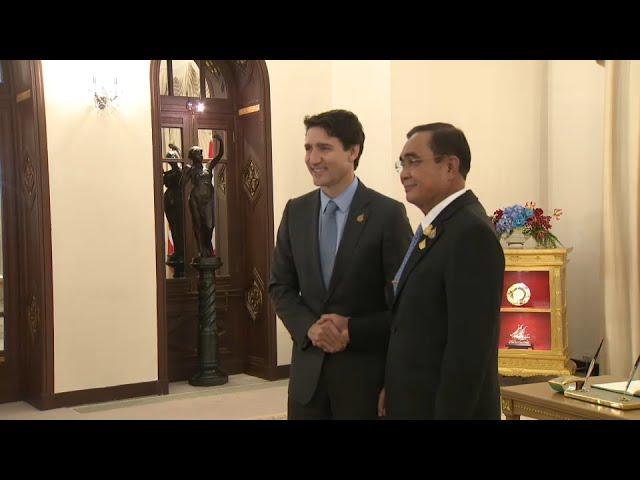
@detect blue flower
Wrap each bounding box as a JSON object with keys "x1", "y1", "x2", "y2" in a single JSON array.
[
  {"x1": 513, "y1": 214, "x2": 526, "y2": 227},
  {"x1": 496, "y1": 216, "x2": 513, "y2": 235}
]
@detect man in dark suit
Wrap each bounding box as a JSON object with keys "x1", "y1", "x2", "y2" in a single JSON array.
[
  {"x1": 381, "y1": 123, "x2": 505, "y2": 420},
  {"x1": 269, "y1": 110, "x2": 412, "y2": 420}
]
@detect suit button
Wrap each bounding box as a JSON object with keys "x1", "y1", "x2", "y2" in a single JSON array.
[{"x1": 392, "y1": 327, "x2": 398, "y2": 334}]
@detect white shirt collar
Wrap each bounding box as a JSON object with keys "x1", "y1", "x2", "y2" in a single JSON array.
[{"x1": 420, "y1": 188, "x2": 469, "y2": 230}]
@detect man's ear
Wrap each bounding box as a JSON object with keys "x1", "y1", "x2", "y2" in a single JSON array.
[
  {"x1": 349, "y1": 145, "x2": 360, "y2": 163},
  {"x1": 447, "y1": 156, "x2": 461, "y2": 176}
]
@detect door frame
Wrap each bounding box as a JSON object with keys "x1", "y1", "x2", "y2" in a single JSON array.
[{"x1": 150, "y1": 60, "x2": 279, "y2": 391}]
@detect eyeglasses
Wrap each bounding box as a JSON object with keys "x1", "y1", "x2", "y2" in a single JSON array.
[{"x1": 394, "y1": 155, "x2": 445, "y2": 174}]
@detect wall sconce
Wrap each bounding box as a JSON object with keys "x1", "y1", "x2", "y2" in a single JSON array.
[
  {"x1": 93, "y1": 76, "x2": 118, "y2": 110},
  {"x1": 186, "y1": 100, "x2": 205, "y2": 113}
]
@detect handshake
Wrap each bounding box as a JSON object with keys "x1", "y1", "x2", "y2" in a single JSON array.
[{"x1": 307, "y1": 313, "x2": 350, "y2": 353}]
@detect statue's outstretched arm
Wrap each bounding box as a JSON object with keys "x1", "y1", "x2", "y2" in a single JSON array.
[{"x1": 208, "y1": 134, "x2": 224, "y2": 170}]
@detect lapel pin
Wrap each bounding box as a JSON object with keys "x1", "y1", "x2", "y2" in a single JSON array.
[
  {"x1": 356, "y1": 213, "x2": 365, "y2": 223},
  {"x1": 423, "y1": 224, "x2": 437, "y2": 239},
  {"x1": 418, "y1": 239, "x2": 427, "y2": 250}
]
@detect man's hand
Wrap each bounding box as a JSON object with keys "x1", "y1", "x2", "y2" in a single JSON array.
[
  {"x1": 308, "y1": 318, "x2": 347, "y2": 353},
  {"x1": 319, "y1": 313, "x2": 350, "y2": 351},
  {"x1": 378, "y1": 388, "x2": 386, "y2": 418},
  {"x1": 320, "y1": 313, "x2": 350, "y2": 335}
]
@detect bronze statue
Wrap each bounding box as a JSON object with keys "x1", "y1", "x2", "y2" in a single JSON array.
[
  {"x1": 182, "y1": 134, "x2": 224, "y2": 258},
  {"x1": 163, "y1": 150, "x2": 185, "y2": 276}
]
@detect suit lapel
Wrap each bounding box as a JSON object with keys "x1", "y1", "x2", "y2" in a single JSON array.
[
  {"x1": 325, "y1": 182, "x2": 371, "y2": 299},
  {"x1": 393, "y1": 190, "x2": 480, "y2": 305},
  {"x1": 308, "y1": 190, "x2": 327, "y2": 298},
  {"x1": 393, "y1": 224, "x2": 445, "y2": 302}
]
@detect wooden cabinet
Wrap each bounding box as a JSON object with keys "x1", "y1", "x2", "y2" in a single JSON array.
[{"x1": 499, "y1": 248, "x2": 575, "y2": 377}]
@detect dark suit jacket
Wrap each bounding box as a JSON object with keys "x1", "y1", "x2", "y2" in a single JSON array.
[
  {"x1": 385, "y1": 190, "x2": 505, "y2": 419},
  {"x1": 269, "y1": 181, "x2": 413, "y2": 405}
]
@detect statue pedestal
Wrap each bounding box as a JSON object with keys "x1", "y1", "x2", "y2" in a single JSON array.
[
  {"x1": 166, "y1": 256, "x2": 185, "y2": 278},
  {"x1": 189, "y1": 256, "x2": 228, "y2": 387}
]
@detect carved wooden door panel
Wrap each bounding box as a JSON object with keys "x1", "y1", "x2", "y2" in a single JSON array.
[
  {"x1": 0, "y1": 60, "x2": 21, "y2": 402},
  {"x1": 155, "y1": 60, "x2": 277, "y2": 383},
  {"x1": 10, "y1": 60, "x2": 54, "y2": 406},
  {"x1": 232, "y1": 61, "x2": 276, "y2": 378}
]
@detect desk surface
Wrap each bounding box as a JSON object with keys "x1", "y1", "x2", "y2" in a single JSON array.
[{"x1": 500, "y1": 375, "x2": 640, "y2": 420}]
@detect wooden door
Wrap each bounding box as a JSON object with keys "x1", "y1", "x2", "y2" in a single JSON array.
[
  {"x1": 153, "y1": 60, "x2": 278, "y2": 384},
  {"x1": 8, "y1": 60, "x2": 54, "y2": 408},
  {"x1": 0, "y1": 60, "x2": 20, "y2": 403}
]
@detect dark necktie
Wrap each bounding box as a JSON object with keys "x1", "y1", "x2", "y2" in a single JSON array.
[{"x1": 392, "y1": 225, "x2": 424, "y2": 295}]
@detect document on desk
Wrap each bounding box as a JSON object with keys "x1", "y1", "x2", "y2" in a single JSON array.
[{"x1": 593, "y1": 380, "x2": 640, "y2": 397}]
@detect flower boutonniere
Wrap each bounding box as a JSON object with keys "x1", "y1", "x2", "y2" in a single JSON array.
[
  {"x1": 356, "y1": 213, "x2": 366, "y2": 223},
  {"x1": 423, "y1": 224, "x2": 437, "y2": 239}
]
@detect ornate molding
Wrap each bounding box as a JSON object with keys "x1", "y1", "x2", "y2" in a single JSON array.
[
  {"x1": 232, "y1": 60, "x2": 248, "y2": 73},
  {"x1": 242, "y1": 157, "x2": 261, "y2": 203},
  {"x1": 245, "y1": 268, "x2": 264, "y2": 323},
  {"x1": 503, "y1": 248, "x2": 571, "y2": 267},
  {"x1": 27, "y1": 294, "x2": 39, "y2": 343},
  {"x1": 505, "y1": 254, "x2": 564, "y2": 266},
  {"x1": 501, "y1": 397, "x2": 514, "y2": 415},
  {"x1": 513, "y1": 401, "x2": 576, "y2": 420},
  {"x1": 23, "y1": 152, "x2": 37, "y2": 207},
  {"x1": 499, "y1": 354, "x2": 573, "y2": 377},
  {"x1": 231, "y1": 60, "x2": 254, "y2": 89}
]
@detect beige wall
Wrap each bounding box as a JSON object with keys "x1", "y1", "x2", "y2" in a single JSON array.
[
  {"x1": 547, "y1": 60, "x2": 605, "y2": 360},
  {"x1": 391, "y1": 61, "x2": 547, "y2": 227},
  {"x1": 266, "y1": 61, "x2": 332, "y2": 365},
  {"x1": 42, "y1": 61, "x2": 158, "y2": 393},
  {"x1": 272, "y1": 60, "x2": 605, "y2": 365},
  {"x1": 40, "y1": 60, "x2": 606, "y2": 385}
]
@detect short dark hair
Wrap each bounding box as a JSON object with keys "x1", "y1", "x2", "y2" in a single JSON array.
[
  {"x1": 304, "y1": 109, "x2": 365, "y2": 169},
  {"x1": 406, "y1": 123, "x2": 471, "y2": 179}
]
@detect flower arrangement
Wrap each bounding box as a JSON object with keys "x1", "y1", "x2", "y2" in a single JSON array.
[{"x1": 492, "y1": 202, "x2": 563, "y2": 248}]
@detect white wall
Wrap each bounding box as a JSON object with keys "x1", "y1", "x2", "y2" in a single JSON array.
[
  {"x1": 40, "y1": 59, "x2": 606, "y2": 383},
  {"x1": 390, "y1": 61, "x2": 547, "y2": 227},
  {"x1": 266, "y1": 61, "x2": 333, "y2": 365},
  {"x1": 547, "y1": 60, "x2": 605, "y2": 360},
  {"x1": 42, "y1": 61, "x2": 158, "y2": 393},
  {"x1": 269, "y1": 61, "x2": 603, "y2": 364},
  {"x1": 331, "y1": 61, "x2": 394, "y2": 198}
]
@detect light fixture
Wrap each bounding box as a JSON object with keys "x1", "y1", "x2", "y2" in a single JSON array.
[
  {"x1": 93, "y1": 76, "x2": 118, "y2": 110},
  {"x1": 186, "y1": 100, "x2": 205, "y2": 113}
]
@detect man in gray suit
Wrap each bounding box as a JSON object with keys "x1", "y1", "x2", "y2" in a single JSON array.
[{"x1": 269, "y1": 110, "x2": 412, "y2": 419}]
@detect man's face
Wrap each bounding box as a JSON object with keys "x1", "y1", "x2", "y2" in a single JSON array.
[
  {"x1": 399, "y1": 131, "x2": 451, "y2": 213},
  {"x1": 304, "y1": 127, "x2": 357, "y2": 190}
]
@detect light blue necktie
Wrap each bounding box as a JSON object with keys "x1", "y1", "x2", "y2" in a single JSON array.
[
  {"x1": 319, "y1": 200, "x2": 339, "y2": 288},
  {"x1": 393, "y1": 225, "x2": 423, "y2": 295}
]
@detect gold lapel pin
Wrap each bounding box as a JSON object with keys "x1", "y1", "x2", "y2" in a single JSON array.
[
  {"x1": 423, "y1": 224, "x2": 437, "y2": 239},
  {"x1": 356, "y1": 213, "x2": 365, "y2": 223},
  {"x1": 418, "y1": 239, "x2": 427, "y2": 250}
]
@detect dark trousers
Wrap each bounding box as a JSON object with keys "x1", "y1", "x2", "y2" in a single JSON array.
[{"x1": 287, "y1": 354, "x2": 380, "y2": 420}]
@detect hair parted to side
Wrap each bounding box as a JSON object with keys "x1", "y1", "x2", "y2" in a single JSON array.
[
  {"x1": 406, "y1": 123, "x2": 471, "y2": 179},
  {"x1": 304, "y1": 109, "x2": 365, "y2": 169}
]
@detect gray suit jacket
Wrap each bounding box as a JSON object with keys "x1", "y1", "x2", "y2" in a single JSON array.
[{"x1": 269, "y1": 181, "x2": 412, "y2": 404}]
